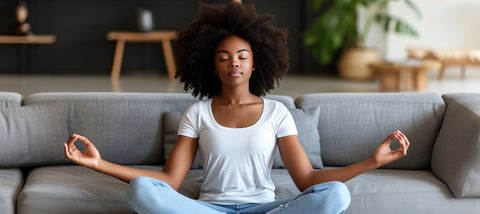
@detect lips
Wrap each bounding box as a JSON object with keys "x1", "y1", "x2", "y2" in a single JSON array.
[{"x1": 227, "y1": 71, "x2": 243, "y2": 77}]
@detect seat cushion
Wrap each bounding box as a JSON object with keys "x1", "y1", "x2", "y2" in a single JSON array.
[
  {"x1": 17, "y1": 165, "x2": 162, "y2": 214},
  {"x1": 343, "y1": 168, "x2": 480, "y2": 214},
  {"x1": 0, "y1": 168, "x2": 24, "y2": 214}
]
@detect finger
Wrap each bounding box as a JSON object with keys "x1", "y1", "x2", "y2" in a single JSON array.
[
  {"x1": 394, "y1": 133, "x2": 408, "y2": 155},
  {"x1": 383, "y1": 132, "x2": 396, "y2": 144},
  {"x1": 77, "y1": 135, "x2": 93, "y2": 146},
  {"x1": 67, "y1": 134, "x2": 79, "y2": 147},
  {"x1": 64, "y1": 143, "x2": 72, "y2": 159}
]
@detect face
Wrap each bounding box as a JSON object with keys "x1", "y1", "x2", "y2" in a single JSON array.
[{"x1": 214, "y1": 35, "x2": 254, "y2": 87}]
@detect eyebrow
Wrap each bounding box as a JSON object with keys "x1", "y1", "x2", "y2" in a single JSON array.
[{"x1": 216, "y1": 49, "x2": 251, "y2": 55}]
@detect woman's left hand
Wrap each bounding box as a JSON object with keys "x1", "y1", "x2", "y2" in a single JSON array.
[{"x1": 370, "y1": 130, "x2": 411, "y2": 168}]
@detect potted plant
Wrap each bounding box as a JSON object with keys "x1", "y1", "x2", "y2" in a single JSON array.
[{"x1": 303, "y1": 0, "x2": 421, "y2": 79}]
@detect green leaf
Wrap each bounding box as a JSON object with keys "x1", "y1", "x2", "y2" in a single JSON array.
[{"x1": 404, "y1": 0, "x2": 422, "y2": 19}]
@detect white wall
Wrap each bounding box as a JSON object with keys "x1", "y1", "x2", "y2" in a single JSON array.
[{"x1": 369, "y1": 0, "x2": 480, "y2": 61}]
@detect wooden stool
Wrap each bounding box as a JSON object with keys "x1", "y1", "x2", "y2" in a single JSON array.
[
  {"x1": 106, "y1": 31, "x2": 178, "y2": 81},
  {"x1": 369, "y1": 62, "x2": 433, "y2": 91}
]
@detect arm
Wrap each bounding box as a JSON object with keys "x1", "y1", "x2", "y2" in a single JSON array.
[
  {"x1": 64, "y1": 133, "x2": 197, "y2": 190},
  {"x1": 278, "y1": 130, "x2": 410, "y2": 191}
]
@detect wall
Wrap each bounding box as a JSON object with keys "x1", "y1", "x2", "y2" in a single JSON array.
[
  {"x1": 0, "y1": 0, "x2": 307, "y2": 75},
  {"x1": 385, "y1": 0, "x2": 480, "y2": 61}
]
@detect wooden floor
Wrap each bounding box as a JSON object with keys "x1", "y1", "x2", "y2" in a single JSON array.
[{"x1": 1, "y1": 67, "x2": 480, "y2": 98}]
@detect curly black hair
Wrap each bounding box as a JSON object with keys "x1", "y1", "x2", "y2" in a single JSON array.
[{"x1": 174, "y1": 1, "x2": 289, "y2": 99}]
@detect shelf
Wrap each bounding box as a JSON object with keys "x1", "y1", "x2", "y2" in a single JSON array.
[{"x1": 0, "y1": 35, "x2": 56, "y2": 44}]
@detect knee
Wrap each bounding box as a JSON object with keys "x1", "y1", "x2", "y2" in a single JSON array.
[
  {"x1": 313, "y1": 181, "x2": 351, "y2": 211},
  {"x1": 127, "y1": 177, "x2": 149, "y2": 201},
  {"x1": 127, "y1": 177, "x2": 168, "y2": 202}
]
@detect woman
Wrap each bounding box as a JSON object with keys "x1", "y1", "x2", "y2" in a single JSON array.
[{"x1": 64, "y1": 2, "x2": 410, "y2": 214}]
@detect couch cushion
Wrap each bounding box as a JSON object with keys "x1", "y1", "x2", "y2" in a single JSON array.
[
  {"x1": 432, "y1": 93, "x2": 480, "y2": 198},
  {"x1": 0, "y1": 92, "x2": 22, "y2": 108},
  {"x1": 295, "y1": 93, "x2": 445, "y2": 169},
  {"x1": 0, "y1": 104, "x2": 69, "y2": 167},
  {"x1": 18, "y1": 165, "x2": 162, "y2": 214},
  {"x1": 0, "y1": 168, "x2": 24, "y2": 214},
  {"x1": 343, "y1": 168, "x2": 480, "y2": 214},
  {"x1": 23, "y1": 92, "x2": 198, "y2": 165}
]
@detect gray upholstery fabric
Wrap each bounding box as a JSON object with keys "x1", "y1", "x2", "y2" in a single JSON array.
[
  {"x1": 0, "y1": 92, "x2": 22, "y2": 108},
  {"x1": 0, "y1": 105, "x2": 69, "y2": 167},
  {"x1": 295, "y1": 93, "x2": 445, "y2": 169},
  {"x1": 273, "y1": 107, "x2": 322, "y2": 169},
  {"x1": 343, "y1": 167, "x2": 480, "y2": 214},
  {"x1": 0, "y1": 168, "x2": 23, "y2": 214},
  {"x1": 17, "y1": 165, "x2": 161, "y2": 214},
  {"x1": 432, "y1": 93, "x2": 480, "y2": 198},
  {"x1": 23, "y1": 92, "x2": 198, "y2": 165},
  {"x1": 264, "y1": 95, "x2": 296, "y2": 109}
]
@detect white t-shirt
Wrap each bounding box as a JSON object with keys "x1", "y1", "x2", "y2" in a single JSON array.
[{"x1": 177, "y1": 98, "x2": 298, "y2": 205}]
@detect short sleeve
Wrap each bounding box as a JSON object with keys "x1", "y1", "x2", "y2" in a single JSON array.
[
  {"x1": 177, "y1": 102, "x2": 200, "y2": 138},
  {"x1": 275, "y1": 102, "x2": 298, "y2": 138}
]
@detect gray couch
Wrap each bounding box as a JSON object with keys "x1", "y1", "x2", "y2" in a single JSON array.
[{"x1": 1, "y1": 91, "x2": 480, "y2": 214}]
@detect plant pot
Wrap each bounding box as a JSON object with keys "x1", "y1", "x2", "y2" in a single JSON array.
[{"x1": 338, "y1": 48, "x2": 379, "y2": 80}]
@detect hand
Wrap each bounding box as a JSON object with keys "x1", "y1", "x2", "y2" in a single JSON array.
[
  {"x1": 370, "y1": 130, "x2": 411, "y2": 168},
  {"x1": 64, "y1": 134, "x2": 102, "y2": 170}
]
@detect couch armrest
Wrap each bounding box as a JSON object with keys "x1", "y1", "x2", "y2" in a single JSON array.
[{"x1": 432, "y1": 93, "x2": 480, "y2": 198}]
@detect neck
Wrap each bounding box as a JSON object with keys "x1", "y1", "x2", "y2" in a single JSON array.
[{"x1": 217, "y1": 84, "x2": 258, "y2": 105}]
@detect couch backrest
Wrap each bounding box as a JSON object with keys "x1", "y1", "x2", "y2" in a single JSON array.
[
  {"x1": 17, "y1": 92, "x2": 295, "y2": 167},
  {"x1": 22, "y1": 92, "x2": 199, "y2": 166},
  {"x1": 295, "y1": 92, "x2": 446, "y2": 170},
  {"x1": 0, "y1": 92, "x2": 22, "y2": 107}
]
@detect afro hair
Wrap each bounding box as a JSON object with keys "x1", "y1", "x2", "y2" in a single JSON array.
[{"x1": 174, "y1": 1, "x2": 289, "y2": 99}]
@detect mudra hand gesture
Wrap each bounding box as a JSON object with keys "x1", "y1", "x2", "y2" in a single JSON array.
[
  {"x1": 371, "y1": 130, "x2": 410, "y2": 167},
  {"x1": 64, "y1": 134, "x2": 101, "y2": 169}
]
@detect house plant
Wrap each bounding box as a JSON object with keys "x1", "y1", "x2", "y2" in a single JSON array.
[{"x1": 303, "y1": 0, "x2": 421, "y2": 79}]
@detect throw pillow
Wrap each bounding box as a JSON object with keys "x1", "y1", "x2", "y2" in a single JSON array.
[
  {"x1": 272, "y1": 107, "x2": 322, "y2": 169},
  {"x1": 0, "y1": 104, "x2": 69, "y2": 167}
]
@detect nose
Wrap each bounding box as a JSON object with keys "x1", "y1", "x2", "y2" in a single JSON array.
[{"x1": 229, "y1": 61, "x2": 239, "y2": 68}]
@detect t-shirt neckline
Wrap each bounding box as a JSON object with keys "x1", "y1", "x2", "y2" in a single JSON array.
[{"x1": 207, "y1": 98, "x2": 266, "y2": 131}]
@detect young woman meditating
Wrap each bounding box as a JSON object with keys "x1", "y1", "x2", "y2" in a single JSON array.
[{"x1": 64, "y1": 2, "x2": 410, "y2": 214}]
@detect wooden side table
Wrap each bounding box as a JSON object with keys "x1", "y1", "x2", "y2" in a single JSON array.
[
  {"x1": 369, "y1": 62, "x2": 434, "y2": 91},
  {"x1": 106, "y1": 31, "x2": 178, "y2": 81},
  {"x1": 0, "y1": 35, "x2": 56, "y2": 73},
  {"x1": 0, "y1": 35, "x2": 56, "y2": 44}
]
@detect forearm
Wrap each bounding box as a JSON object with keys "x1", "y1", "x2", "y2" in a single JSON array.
[
  {"x1": 94, "y1": 159, "x2": 170, "y2": 185},
  {"x1": 308, "y1": 158, "x2": 378, "y2": 185}
]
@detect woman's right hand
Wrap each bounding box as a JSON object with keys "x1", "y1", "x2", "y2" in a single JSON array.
[{"x1": 64, "y1": 134, "x2": 102, "y2": 170}]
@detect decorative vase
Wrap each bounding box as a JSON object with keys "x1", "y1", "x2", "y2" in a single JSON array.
[
  {"x1": 338, "y1": 48, "x2": 379, "y2": 80},
  {"x1": 137, "y1": 9, "x2": 154, "y2": 32}
]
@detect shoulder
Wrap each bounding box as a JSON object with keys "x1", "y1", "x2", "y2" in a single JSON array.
[
  {"x1": 185, "y1": 99, "x2": 210, "y2": 112},
  {"x1": 264, "y1": 98, "x2": 290, "y2": 113}
]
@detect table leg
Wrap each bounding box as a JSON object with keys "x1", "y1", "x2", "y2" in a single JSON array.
[
  {"x1": 379, "y1": 71, "x2": 400, "y2": 91},
  {"x1": 438, "y1": 62, "x2": 446, "y2": 80},
  {"x1": 162, "y1": 40, "x2": 176, "y2": 80},
  {"x1": 413, "y1": 69, "x2": 428, "y2": 91},
  {"x1": 111, "y1": 40, "x2": 125, "y2": 82}
]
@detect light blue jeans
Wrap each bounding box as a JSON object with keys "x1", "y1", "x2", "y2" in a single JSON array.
[{"x1": 127, "y1": 176, "x2": 351, "y2": 214}]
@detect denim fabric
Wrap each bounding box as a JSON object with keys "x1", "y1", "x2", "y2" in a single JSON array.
[{"x1": 126, "y1": 176, "x2": 350, "y2": 214}]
